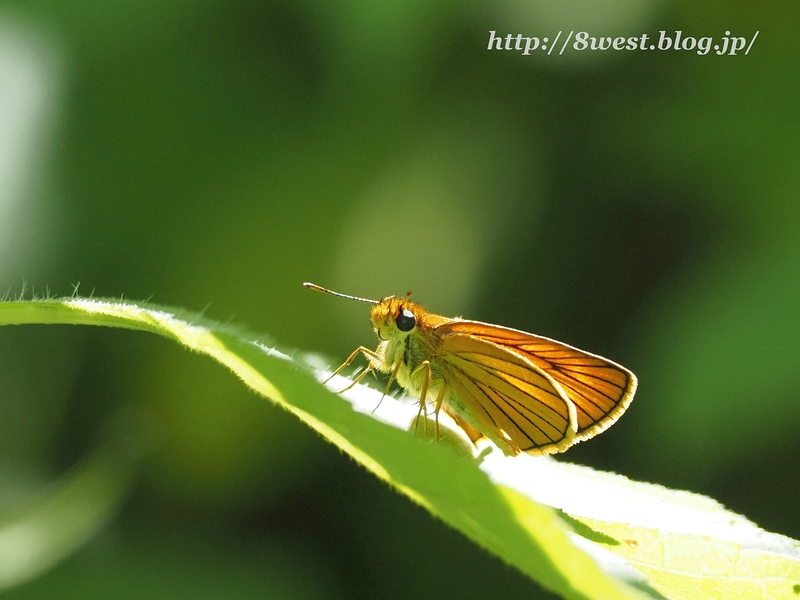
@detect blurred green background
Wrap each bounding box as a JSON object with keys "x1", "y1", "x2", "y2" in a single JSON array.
[{"x1": 0, "y1": 0, "x2": 798, "y2": 598}]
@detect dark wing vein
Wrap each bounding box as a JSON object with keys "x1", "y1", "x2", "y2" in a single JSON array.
[
  {"x1": 440, "y1": 345, "x2": 572, "y2": 452},
  {"x1": 449, "y1": 352, "x2": 569, "y2": 429}
]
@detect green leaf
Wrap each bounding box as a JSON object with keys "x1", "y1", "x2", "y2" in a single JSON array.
[
  {"x1": 2, "y1": 297, "x2": 799, "y2": 599},
  {"x1": 484, "y1": 456, "x2": 800, "y2": 600}
]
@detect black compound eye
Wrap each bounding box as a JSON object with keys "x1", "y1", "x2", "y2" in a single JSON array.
[{"x1": 396, "y1": 308, "x2": 416, "y2": 332}]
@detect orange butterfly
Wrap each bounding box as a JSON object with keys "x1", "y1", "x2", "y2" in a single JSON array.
[{"x1": 305, "y1": 283, "x2": 637, "y2": 456}]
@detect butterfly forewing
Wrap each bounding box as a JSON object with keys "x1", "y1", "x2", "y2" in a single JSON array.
[
  {"x1": 438, "y1": 320, "x2": 637, "y2": 446},
  {"x1": 433, "y1": 332, "x2": 577, "y2": 455}
]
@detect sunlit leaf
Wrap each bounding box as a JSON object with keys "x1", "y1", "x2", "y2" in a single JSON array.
[{"x1": 2, "y1": 297, "x2": 798, "y2": 599}]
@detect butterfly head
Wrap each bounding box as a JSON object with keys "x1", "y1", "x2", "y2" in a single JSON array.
[
  {"x1": 302, "y1": 283, "x2": 426, "y2": 342},
  {"x1": 370, "y1": 296, "x2": 419, "y2": 342}
]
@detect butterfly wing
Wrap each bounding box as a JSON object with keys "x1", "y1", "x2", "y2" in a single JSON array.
[
  {"x1": 431, "y1": 332, "x2": 578, "y2": 456},
  {"x1": 437, "y1": 320, "x2": 637, "y2": 448}
]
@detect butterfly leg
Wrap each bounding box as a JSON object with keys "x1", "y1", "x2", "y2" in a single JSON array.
[
  {"x1": 372, "y1": 360, "x2": 402, "y2": 414},
  {"x1": 325, "y1": 346, "x2": 381, "y2": 393},
  {"x1": 336, "y1": 366, "x2": 372, "y2": 393},
  {"x1": 408, "y1": 360, "x2": 433, "y2": 438},
  {"x1": 432, "y1": 383, "x2": 448, "y2": 442}
]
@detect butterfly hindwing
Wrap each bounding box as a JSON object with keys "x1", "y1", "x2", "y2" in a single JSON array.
[
  {"x1": 437, "y1": 320, "x2": 637, "y2": 445},
  {"x1": 432, "y1": 331, "x2": 577, "y2": 456}
]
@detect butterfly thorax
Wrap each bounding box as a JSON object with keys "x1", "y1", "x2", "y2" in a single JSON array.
[{"x1": 369, "y1": 297, "x2": 451, "y2": 398}]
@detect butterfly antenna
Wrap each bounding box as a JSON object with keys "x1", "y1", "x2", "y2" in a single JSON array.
[{"x1": 303, "y1": 282, "x2": 379, "y2": 304}]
